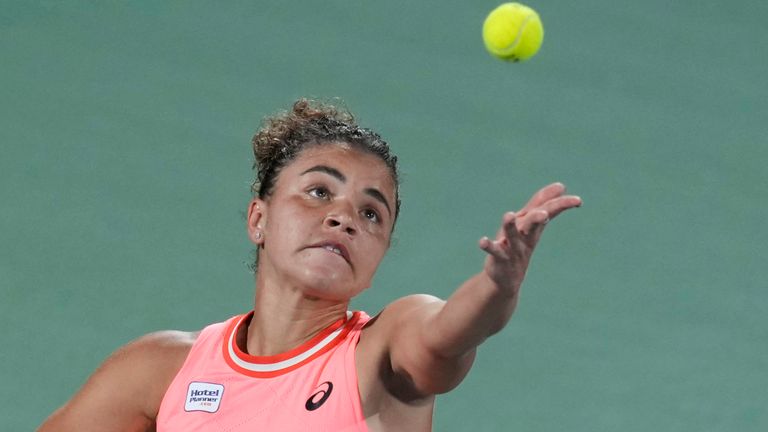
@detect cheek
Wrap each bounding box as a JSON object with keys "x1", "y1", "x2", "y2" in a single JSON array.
[
  {"x1": 361, "y1": 238, "x2": 389, "y2": 272},
  {"x1": 265, "y1": 207, "x2": 308, "y2": 248}
]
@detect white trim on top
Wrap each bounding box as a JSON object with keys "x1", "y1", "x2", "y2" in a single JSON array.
[{"x1": 227, "y1": 311, "x2": 352, "y2": 373}]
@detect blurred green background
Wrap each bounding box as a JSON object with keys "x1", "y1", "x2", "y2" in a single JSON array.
[{"x1": 2, "y1": 1, "x2": 766, "y2": 430}]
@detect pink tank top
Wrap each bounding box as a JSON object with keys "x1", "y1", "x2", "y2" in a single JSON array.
[{"x1": 157, "y1": 311, "x2": 371, "y2": 431}]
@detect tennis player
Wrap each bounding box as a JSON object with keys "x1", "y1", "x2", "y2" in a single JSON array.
[{"x1": 39, "y1": 99, "x2": 581, "y2": 431}]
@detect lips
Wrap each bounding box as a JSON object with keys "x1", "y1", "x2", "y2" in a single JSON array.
[{"x1": 309, "y1": 241, "x2": 351, "y2": 265}]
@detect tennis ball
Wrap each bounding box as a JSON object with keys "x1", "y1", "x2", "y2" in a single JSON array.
[{"x1": 483, "y1": 3, "x2": 544, "y2": 62}]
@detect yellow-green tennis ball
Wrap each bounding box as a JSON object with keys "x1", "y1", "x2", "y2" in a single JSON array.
[{"x1": 483, "y1": 3, "x2": 544, "y2": 62}]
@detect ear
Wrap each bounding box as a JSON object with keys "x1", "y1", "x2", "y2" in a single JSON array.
[{"x1": 247, "y1": 198, "x2": 267, "y2": 245}]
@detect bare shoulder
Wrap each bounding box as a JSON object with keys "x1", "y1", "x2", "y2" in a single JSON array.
[
  {"x1": 99, "y1": 330, "x2": 199, "y2": 396},
  {"x1": 363, "y1": 294, "x2": 445, "y2": 337},
  {"x1": 357, "y1": 294, "x2": 444, "y2": 377},
  {"x1": 358, "y1": 294, "x2": 445, "y2": 372},
  {"x1": 123, "y1": 330, "x2": 199, "y2": 361},
  {"x1": 38, "y1": 330, "x2": 199, "y2": 432},
  {"x1": 358, "y1": 293, "x2": 447, "y2": 390},
  {"x1": 356, "y1": 295, "x2": 446, "y2": 431}
]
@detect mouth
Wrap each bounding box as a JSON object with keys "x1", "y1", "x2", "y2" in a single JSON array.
[{"x1": 310, "y1": 242, "x2": 351, "y2": 265}]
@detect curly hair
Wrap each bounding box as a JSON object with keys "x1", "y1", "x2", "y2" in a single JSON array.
[{"x1": 251, "y1": 98, "x2": 401, "y2": 220}]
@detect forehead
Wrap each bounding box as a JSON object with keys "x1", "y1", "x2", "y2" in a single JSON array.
[{"x1": 284, "y1": 143, "x2": 395, "y2": 187}]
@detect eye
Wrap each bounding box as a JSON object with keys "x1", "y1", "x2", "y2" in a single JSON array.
[
  {"x1": 308, "y1": 186, "x2": 330, "y2": 199},
  {"x1": 362, "y1": 208, "x2": 380, "y2": 223}
]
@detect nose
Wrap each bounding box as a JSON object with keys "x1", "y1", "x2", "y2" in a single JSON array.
[{"x1": 324, "y1": 205, "x2": 357, "y2": 236}]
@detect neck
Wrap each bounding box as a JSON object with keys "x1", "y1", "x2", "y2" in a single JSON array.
[{"x1": 243, "y1": 273, "x2": 350, "y2": 357}]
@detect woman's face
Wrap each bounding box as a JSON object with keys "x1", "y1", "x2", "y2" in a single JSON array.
[{"x1": 250, "y1": 143, "x2": 397, "y2": 301}]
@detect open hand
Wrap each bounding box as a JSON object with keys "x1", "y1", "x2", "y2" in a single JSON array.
[{"x1": 478, "y1": 182, "x2": 582, "y2": 293}]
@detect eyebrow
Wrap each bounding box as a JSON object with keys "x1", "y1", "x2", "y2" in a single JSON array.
[{"x1": 300, "y1": 165, "x2": 392, "y2": 216}]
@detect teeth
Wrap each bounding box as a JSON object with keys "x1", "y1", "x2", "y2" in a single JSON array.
[{"x1": 324, "y1": 245, "x2": 342, "y2": 255}]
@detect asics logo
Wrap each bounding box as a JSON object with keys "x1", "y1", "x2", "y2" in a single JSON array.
[{"x1": 305, "y1": 381, "x2": 333, "y2": 411}]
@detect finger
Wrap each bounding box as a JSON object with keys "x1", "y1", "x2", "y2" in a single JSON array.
[
  {"x1": 501, "y1": 211, "x2": 523, "y2": 241},
  {"x1": 536, "y1": 195, "x2": 582, "y2": 220},
  {"x1": 478, "y1": 236, "x2": 508, "y2": 260},
  {"x1": 519, "y1": 183, "x2": 566, "y2": 214},
  {"x1": 516, "y1": 209, "x2": 550, "y2": 236},
  {"x1": 501, "y1": 211, "x2": 517, "y2": 233},
  {"x1": 481, "y1": 212, "x2": 517, "y2": 257}
]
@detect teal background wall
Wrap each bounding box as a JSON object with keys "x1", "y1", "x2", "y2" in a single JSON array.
[{"x1": 2, "y1": 1, "x2": 766, "y2": 430}]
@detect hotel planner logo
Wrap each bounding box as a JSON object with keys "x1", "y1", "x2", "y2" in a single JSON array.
[{"x1": 185, "y1": 382, "x2": 225, "y2": 413}]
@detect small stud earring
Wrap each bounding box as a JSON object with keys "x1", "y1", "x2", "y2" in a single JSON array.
[{"x1": 255, "y1": 232, "x2": 262, "y2": 240}]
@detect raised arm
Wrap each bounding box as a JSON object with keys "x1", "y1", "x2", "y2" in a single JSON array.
[
  {"x1": 38, "y1": 331, "x2": 194, "y2": 432},
  {"x1": 383, "y1": 183, "x2": 582, "y2": 395}
]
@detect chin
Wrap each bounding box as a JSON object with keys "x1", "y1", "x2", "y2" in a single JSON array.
[{"x1": 296, "y1": 266, "x2": 368, "y2": 302}]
